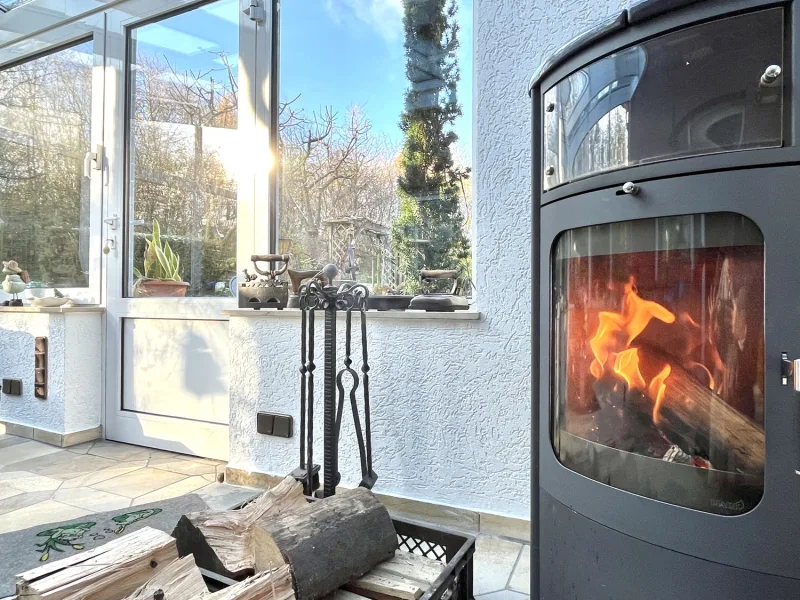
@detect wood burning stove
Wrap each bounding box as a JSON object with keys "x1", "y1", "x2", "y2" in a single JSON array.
[{"x1": 530, "y1": 1, "x2": 800, "y2": 598}]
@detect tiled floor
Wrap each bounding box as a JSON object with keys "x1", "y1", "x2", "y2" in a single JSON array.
[
  {"x1": 0, "y1": 434, "x2": 530, "y2": 598},
  {"x1": 0, "y1": 434, "x2": 228, "y2": 533}
]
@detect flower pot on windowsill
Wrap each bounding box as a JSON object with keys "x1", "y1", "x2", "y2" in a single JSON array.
[{"x1": 135, "y1": 280, "x2": 190, "y2": 297}]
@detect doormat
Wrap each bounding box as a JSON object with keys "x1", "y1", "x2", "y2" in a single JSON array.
[{"x1": 0, "y1": 494, "x2": 209, "y2": 599}]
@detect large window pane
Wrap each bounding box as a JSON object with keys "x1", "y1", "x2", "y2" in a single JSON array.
[
  {"x1": 126, "y1": 0, "x2": 239, "y2": 298},
  {"x1": 278, "y1": 0, "x2": 473, "y2": 294},
  {"x1": 0, "y1": 40, "x2": 93, "y2": 288}
]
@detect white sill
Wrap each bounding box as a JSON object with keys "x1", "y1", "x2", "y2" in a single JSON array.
[
  {"x1": 0, "y1": 305, "x2": 105, "y2": 314},
  {"x1": 222, "y1": 307, "x2": 481, "y2": 321}
]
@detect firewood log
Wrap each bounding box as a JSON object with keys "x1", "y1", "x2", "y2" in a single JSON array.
[
  {"x1": 207, "y1": 565, "x2": 295, "y2": 600},
  {"x1": 253, "y1": 488, "x2": 397, "y2": 600},
  {"x1": 343, "y1": 550, "x2": 445, "y2": 600},
  {"x1": 596, "y1": 344, "x2": 765, "y2": 474},
  {"x1": 122, "y1": 555, "x2": 207, "y2": 600},
  {"x1": 16, "y1": 527, "x2": 178, "y2": 600},
  {"x1": 173, "y1": 476, "x2": 306, "y2": 579}
]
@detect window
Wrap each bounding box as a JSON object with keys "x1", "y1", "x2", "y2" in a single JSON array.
[
  {"x1": 0, "y1": 40, "x2": 94, "y2": 289},
  {"x1": 543, "y1": 8, "x2": 784, "y2": 189},
  {"x1": 126, "y1": 0, "x2": 239, "y2": 297},
  {"x1": 552, "y1": 213, "x2": 765, "y2": 515},
  {"x1": 277, "y1": 0, "x2": 473, "y2": 295}
]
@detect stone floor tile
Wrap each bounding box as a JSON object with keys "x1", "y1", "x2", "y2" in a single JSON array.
[
  {"x1": 0, "y1": 436, "x2": 28, "y2": 449},
  {"x1": 147, "y1": 457, "x2": 217, "y2": 476},
  {"x1": 475, "y1": 591, "x2": 529, "y2": 600},
  {"x1": 473, "y1": 535, "x2": 523, "y2": 596},
  {"x1": 172, "y1": 455, "x2": 225, "y2": 466},
  {"x1": 202, "y1": 474, "x2": 217, "y2": 483},
  {"x1": 0, "y1": 440, "x2": 62, "y2": 469},
  {"x1": 87, "y1": 441, "x2": 155, "y2": 462},
  {"x1": 59, "y1": 462, "x2": 147, "y2": 490},
  {"x1": 0, "y1": 451, "x2": 119, "y2": 480},
  {"x1": 0, "y1": 486, "x2": 23, "y2": 501},
  {"x1": 194, "y1": 483, "x2": 261, "y2": 511},
  {"x1": 0, "y1": 500, "x2": 91, "y2": 534},
  {"x1": 90, "y1": 467, "x2": 186, "y2": 498},
  {"x1": 53, "y1": 487, "x2": 132, "y2": 512},
  {"x1": 131, "y1": 476, "x2": 210, "y2": 505},
  {"x1": 508, "y1": 545, "x2": 530, "y2": 594},
  {"x1": 65, "y1": 441, "x2": 96, "y2": 455},
  {"x1": 0, "y1": 471, "x2": 63, "y2": 492},
  {"x1": 0, "y1": 491, "x2": 55, "y2": 516}
]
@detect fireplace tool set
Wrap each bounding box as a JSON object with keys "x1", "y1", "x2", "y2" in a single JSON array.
[{"x1": 291, "y1": 264, "x2": 377, "y2": 499}]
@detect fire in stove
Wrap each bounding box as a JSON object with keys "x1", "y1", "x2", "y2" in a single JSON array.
[{"x1": 554, "y1": 218, "x2": 765, "y2": 484}]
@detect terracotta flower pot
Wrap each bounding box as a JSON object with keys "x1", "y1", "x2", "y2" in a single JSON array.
[{"x1": 135, "y1": 280, "x2": 190, "y2": 297}]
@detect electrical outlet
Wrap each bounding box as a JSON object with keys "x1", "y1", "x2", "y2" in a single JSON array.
[
  {"x1": 257, "y1": 412, "x2": 293, "y2": 438},
  {"x1": 2, "y1": 379, "x2": 22, "y2": 396}
]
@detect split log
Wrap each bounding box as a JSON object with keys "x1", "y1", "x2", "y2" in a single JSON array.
[
  {"x1": 208, "y1": 565, "x2": 295, "y2": 600},
  {"x1": 122, "y1": 555, "x2": 207, "y2": 600},
  {"x1": 343, "y1": 551, "x2": 445, "y2": 600},
  {"x1": 17, "y1": 526, "x2": 177, "y2": 600},
  {"x1": 324, "y1": 591, "x2": 371, "y2": 600},
  {"x1": 344, "y1": 572, "x2": 424, "y2": 600},
  {"x1": 372, "y1": 551, "x2": 445, "y2": 587},
  {"x1": 173, "y1": 476, "x2": 306, "y2": 578},
  {"x1": 253, "y1": 488, "x2": 397, "y2": 600}
]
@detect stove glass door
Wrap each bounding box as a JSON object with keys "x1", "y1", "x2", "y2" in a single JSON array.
[{"x1": 551, "y1": 212, "x2": 764, "y2": 515}]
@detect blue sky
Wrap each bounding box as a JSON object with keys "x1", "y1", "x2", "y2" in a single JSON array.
[{"x1": 132, "y1": 0, "x2": 473, "y2": 162}]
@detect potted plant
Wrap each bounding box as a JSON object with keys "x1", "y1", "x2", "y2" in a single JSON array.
[{"x1": 133, "y1": 220, "x2": 189, "y2": 297}]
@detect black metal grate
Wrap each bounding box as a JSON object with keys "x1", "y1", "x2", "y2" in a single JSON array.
[{"x1": 397, "y1": 533, "x2": 448, "y2": 563}]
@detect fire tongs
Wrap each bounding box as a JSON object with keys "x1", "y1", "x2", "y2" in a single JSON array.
[{"x1": 293, "y1": 267, "x2": 376, "y2": 498}]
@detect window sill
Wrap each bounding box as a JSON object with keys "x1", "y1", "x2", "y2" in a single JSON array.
[
  {"x1": 0, "y1": 305, "x2": 105, "y2": 314},
  {"x1": 222, "y1": 308, "x2": 481, "y2": 321}
]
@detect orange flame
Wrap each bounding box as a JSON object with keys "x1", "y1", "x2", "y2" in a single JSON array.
[
  {"x1": 589, "y1": 278, "x2": 675, "y2": 421},
  {"x1": 613, "y1": 348, "x2": 646, "y2": 390},
  {"x1": 649, "y1": 364, "x2": 672, "y2": 425}
]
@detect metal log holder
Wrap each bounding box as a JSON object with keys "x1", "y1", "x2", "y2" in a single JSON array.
[{"x1": 291, "y1": 264, "x2": 376, "y2": 498}]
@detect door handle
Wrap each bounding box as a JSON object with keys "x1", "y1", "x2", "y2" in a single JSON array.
[
  {"x1": 82, "y1": 145, "x2": 104, "y2": 177},
  {"x1": 103, "y1": 214, "x2": 120, "y2": 231}
]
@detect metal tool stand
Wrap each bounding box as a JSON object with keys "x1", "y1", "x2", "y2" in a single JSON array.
[{"x1": 292, "y1": 266, "x2": 376, "y2": 498}]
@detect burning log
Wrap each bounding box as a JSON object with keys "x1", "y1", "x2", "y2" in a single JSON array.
[
  {"x1": 17, "y1": 527, "x2": 178, "y2": 600},
  {"x1": 253, "y1": 488, "x2": 397, "y2": 600},
  {"x1": 598, "y1": 344, "x2": 765, "y2": 474},
  {"x1": 172, "y1": 476, "x2": 307, "y2": 579}
]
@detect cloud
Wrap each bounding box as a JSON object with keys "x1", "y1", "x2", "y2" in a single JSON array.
[{"x1": 324, "y1": 0, "x2": 404, "y2": 43}]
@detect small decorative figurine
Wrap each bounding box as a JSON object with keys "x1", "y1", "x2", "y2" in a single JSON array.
[{"x1": 2, "y1": 260, "x2": 30, "y2": 306}]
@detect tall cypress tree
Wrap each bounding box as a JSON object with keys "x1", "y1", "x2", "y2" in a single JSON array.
[{"x1": 391, "y1": 0, "x2": 469, "y2": 294}]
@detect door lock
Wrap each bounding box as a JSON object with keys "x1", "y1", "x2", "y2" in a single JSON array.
[{"x1": 103, "y1": 236, "x2": 116, "y2": 256}]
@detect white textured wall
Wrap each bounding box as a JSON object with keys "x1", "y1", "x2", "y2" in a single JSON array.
[
  {"x1": 229, "y1": 0, "x2": 631, "y2": 519},
  {"x1": 0, "y1": 312, "x2": 102, "y2": 434},
  {"x1": 0, "y1": 313, "x2": 66, "y2": 432},
  {"x1": 64, "y1": 313, "x2": 103, "y2": 433}
]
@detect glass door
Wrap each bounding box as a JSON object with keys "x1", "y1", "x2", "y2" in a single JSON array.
[
  {"x1": 103, "y1": 0, "x2": 270, "y2": 458},
  {"x1": 0, "y1": 31, "x2": 105, "y2": 304}
]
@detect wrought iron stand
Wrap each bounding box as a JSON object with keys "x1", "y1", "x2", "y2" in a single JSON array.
[{"x1": 292, "y1": 266, "x2": 376, "y2": 498}]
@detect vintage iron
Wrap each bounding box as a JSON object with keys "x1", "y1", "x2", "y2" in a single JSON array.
[
  {"x1": 292, "y1": 264, "x2": 376, "y2": 497},
  {"x1": 408, "y1": 269, "x2": 469, "y2": 312},
  {"x1": 238, "y1": 254, "x2": 290, "y2": 310},
  {"x1": 286, "y1": 268, "x2": 325, "y2": 309}
]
